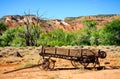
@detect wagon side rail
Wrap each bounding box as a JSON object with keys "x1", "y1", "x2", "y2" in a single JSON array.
[{"x1": 39, "y1": 46, "x2": 82, "y2": 60}]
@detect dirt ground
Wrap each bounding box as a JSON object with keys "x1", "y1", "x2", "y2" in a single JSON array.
[
  {"x1": 0, "y1": 63, "x2": 120, "y2": 79},
  {"x1": 0, "y1": 46, "x2": 120, "y2": 79},
  {"x1": 0, "y1": 57, "x2": 120, "y2": 79}
]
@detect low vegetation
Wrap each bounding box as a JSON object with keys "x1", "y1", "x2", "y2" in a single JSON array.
[{"x1": 0, "y1": 19, "x2": 120, "y2": 47}]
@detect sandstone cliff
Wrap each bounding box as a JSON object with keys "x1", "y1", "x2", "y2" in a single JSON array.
[{"x1": 1, "y1": 14, "x2": 120, "y2": 31}]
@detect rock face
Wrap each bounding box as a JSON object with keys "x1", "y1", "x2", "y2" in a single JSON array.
[
  {"x1": 65, "y1": 14, "x2": 120, "y2": 28},
  {"x1": 1, "y1": 14, "x2": 120, "y2": 31},
  {"x1": 1, "y1": 15, "x2": 39, "y2": 28},
  {"x1": 1, "y1": 15, "x2": 79, "y2": 31}
]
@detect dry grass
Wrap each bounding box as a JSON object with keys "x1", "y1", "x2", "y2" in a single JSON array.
[
  {"x1": 0, "y1": 56, "x2": 22, "y2": 65},
  {"x1": 0, "y1": 46, "x2": 120, "y2": 70},
  {"x1": 48, "y1": 74, "x2": 60, "y2": 79},
  {"x1": 15, "y1": 53, "x2": 41, "y2": 69}
]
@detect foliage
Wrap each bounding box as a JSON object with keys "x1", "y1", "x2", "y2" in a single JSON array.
[
  {"x1": 39, "y1": 29, "x2": 75, "y2": 46},
  {"x1": 90, "y1": 31, "x2": 100, "y2": 45},
  {"x1": 0, "y1": 25, "x2": 42, "y2": 47},
  {"x1": 0, "y1": 28, "x2": 16, "y2": 46},
  {"x1": 99, "y1": 20, "x2": 120, "y2": 45},
  {"x1": 82, "y1": 20, "x2": 97, "y2": 30},
  {"x1": 23, "y1": 25, "x2": 41, "y2": 46},
  {"x1": 73, "y1": 29, "x2": 90, "y2": 45},
  {"x1": 1, "y1": 19, "x2": 120, "y2": 47},
  {"x1": 0, "y1": 21, "x2": 7, "y2": 34},
  {"x1": 8, "y1": 26, "x2": 26, "y2": 47},
  {"x1": 80, "y1": 20, "x2": 98, "y2": 45}
]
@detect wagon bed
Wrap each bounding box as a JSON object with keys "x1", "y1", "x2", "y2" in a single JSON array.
[{"x1": 40, "y1": 47, "x2": 100, "y2": 59}]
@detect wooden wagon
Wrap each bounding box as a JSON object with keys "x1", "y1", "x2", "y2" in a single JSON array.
[{"x1": 38, "y1": 46, "x2": 107, "y2": 70}]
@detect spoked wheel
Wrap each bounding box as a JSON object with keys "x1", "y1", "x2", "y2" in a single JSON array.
[
  {"x1": 38, "y1": 57, "x2": 56, "y2": 70},
  {"x1": 38, "y1": 58, "x2": 50, "y2": 70},
  {"x1": 98, "y1": 51, "x2": 107, "y2": 59},
  {"x1": 82, "y1": 56, "x2": 98, "y2": 69},
  {"x1": 71, "y1": 50, "x2": 82, "y2": 68},
  {"x1": 49, "y1": 59, "x2": 56, "y2": 70},
  {"x1": 71, "y1": 60, "x2": 82, "y2": 68},
  {"x1": 79, "y1": 57, "x2": 89, "y2": 68},
  {"x1": 92, "y1": 62, "x2": 97, "y2": 68},
  {"x1": 93, "y1": 57, "x2": 100, "y2": 68}
]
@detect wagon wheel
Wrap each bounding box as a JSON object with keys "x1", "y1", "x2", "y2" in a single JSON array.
[
  {"x1": 91, "y1": 57, "x2": 97, "y2": 68},
  {"x1": 79, "y1": 56, "x2": 89, "y2": 68},
  {"x1": 38, "y1": 58, "x2": 55, "y2": 70},
  {"x1": 38, "y1": 58, "x2": 49, "y2": 70},
  {"x1": 71, "y1": 60, "x2": 81, "y2": 68},
  {"x1": 71, "y1": 50, "x2": 82, "y2": 68},
  {"x1": 99, "y1": 51, "x2": 107, "y2": 59},
  {"x1": 48, "y1": 59, "x2": 56, "y2": 70},
  {"x1": 71, "y1": 49, "x2": 88, "y2": 68}
]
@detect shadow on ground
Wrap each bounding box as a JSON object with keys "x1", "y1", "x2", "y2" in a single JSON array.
[
  {"x1": 3, "y1": 64, "x2": 120, "y2": 74},
  {"x1": 106, "y1": 66, "x2": 120, "y2": 70},
  {"x1": 3, "y1": 64, "x2": 42, "y2": 74}
]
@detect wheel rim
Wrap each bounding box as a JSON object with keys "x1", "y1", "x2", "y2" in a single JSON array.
[
  {"x1": 99, "y1": 51, "x2": 107, "y2": 59},
  {"x1": 79, "y1": 60, "x2": 89, "y2": 68},
  {"x1": 38, "y1": 58, "x2": 55, "y2": 70},
  {"x1": 49, "y1": 59, "x2": 55, "y2": 70},
  {"x1": 71, "y1": 60, "x2": 81, "y2": 68},
  {"x1": 38, "y1": 58, "x2": 49, "y2": 70}
]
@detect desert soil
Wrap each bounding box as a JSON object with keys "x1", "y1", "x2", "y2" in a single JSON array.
[{"x1": 0, "y1": 63, "x2": 120, "y2": 79}]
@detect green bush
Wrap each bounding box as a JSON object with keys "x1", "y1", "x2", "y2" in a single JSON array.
[
  {"x1": 9, "y1": 37, "x2": 26, "y2": 47},
  {"x1": 0, "y1": 21, "x2": 7, "y2": 34},
  {"x1": 90, "y1": 31, "x2": 100, "y2": 45},
  {"x1": 0, "y1": 28, "x2": 16, "y2": 46},
  {"x1": 99, "y1": 20, "x2": 120, "y2": 45}
]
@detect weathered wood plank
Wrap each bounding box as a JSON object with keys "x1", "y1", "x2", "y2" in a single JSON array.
[
  {"x1": 41, "y1": 47, "x2": 99, "y2": 57},
  {"x1": 44, "y1": 47, "x2": 56, "y2": 54},
  {"x1": 69, "y1": 49, "x2": 81, "y2": 57},
  {"x1": 81, "y1": 49, "x2": 99, "y2": 56},
  {"x1": 56, "y1": 48, "x2": 69, "y2": 55}
]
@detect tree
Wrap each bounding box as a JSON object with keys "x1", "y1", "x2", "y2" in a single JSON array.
[
  {"x1": 81, "y1": 20, "x2": 98, "y2": 45},
  {"x1": 99, "y1": 20, "x2": 120, "y2": 45},
  {"x1": 22, "y1": 12, "x2": 42, "y2": 46},
  {"x1": 0, "y1": 21, "x2": 7, "y2": 35}
]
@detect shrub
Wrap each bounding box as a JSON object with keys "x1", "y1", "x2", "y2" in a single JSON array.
[
  {"x1": 0, "y1": 21, "x2": 7, "y2": 34},
  {"x1": 0, "y1": 28, "x2": 16, "y2": 46},
  {"x1": 99, "y1": 20, "x2": 120, "y2": 45}
]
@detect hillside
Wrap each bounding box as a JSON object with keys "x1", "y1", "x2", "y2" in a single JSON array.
[
  {"x1": 64, "y1": 14, "x2": 120, "y2": 28},
  {"x1": 1, "y1": 14, "x2": 120, "y2": 31}
]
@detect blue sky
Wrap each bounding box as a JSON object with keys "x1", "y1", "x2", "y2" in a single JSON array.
[{"x1": 1, "y1": 0, "x2": 120, "y2": 20}]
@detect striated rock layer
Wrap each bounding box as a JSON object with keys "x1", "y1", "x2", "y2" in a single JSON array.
[{"x1": 1, "y1": 14, "x2": 120, "y2": 31}]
